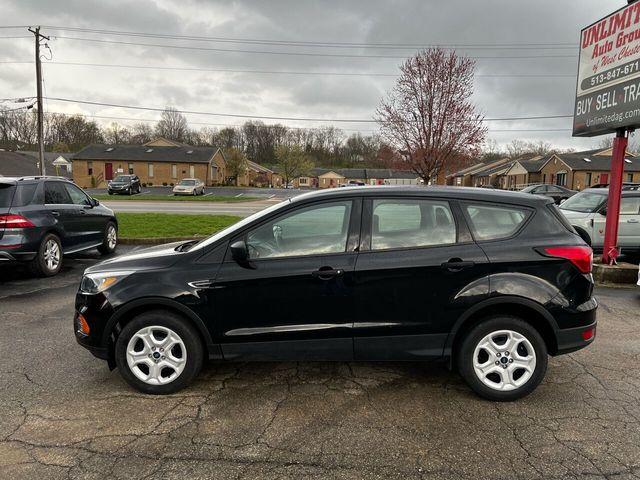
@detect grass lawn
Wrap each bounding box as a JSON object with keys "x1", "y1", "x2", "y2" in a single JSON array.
[
  {"x1": 94, "y1": 194, "x2": 260, "y2": 203},
  {"x1": 117, "y1": 213, "x2": 241, "y2": 239}
]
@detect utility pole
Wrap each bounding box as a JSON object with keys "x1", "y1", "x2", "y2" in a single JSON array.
[{"x1": 28, "y1": 26, "x2": 49, "y2": 176}]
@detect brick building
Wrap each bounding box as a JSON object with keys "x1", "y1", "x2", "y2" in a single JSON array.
[{"x1": 72, "y1": 138, "x2": 226, "y2": 188}]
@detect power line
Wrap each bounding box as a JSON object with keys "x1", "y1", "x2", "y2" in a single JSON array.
[
  {"x1": 0, "y1": 60, "x2": 579, "y2": 78},
  {"x1": 43, "y1": 96, "x2": 574, "y2": 123},
  {"x1": 40, "y1": 110, "x2": 574, "y2": 133},
  {"x1": 40, "y1": 25, "x2": 577, "y2": 49},
  {"x1": 51, "y1": 35, "x2": 577, "y2": 60}
]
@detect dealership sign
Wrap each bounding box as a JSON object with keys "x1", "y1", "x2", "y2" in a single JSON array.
[{"x1": 574, "y1": 2, "x2": 640, "y2": 136}]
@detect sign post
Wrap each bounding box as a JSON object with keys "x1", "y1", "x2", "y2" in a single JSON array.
[{"x1": 573, "y1": 2, "x2": 640, "y2": 263}]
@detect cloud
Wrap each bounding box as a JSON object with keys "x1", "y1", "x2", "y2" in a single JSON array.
[{"x1": 0, "y1": 0, "x2": 628, "y2": 150}]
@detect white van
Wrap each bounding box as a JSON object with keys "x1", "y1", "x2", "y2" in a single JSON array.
[{"x1": 560, "y1": 187, "x2": 640, "y2": 253}]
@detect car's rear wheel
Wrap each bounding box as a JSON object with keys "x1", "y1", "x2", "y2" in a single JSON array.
[
  {"x1": 458, "y1": 316, "x2": 547, "y2": 401},
  {"x1": 29, "y1": 233, "x2": 63, "y2": 277},
  {"x1": 97, "y1": 221, "x2": 117, "y2": 255},
  {"x1": 115, "y1": 311, "x2": 204, "y2": 394}
]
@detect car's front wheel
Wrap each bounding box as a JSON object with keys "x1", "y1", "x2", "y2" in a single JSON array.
[
  {"x1": 115, "y1": 311, "x2": 204, "y2": 394},
  {"x1": 97, "y1": 221, "x2": 117, "y2": 255},
  {"x1": 458, "y1": 316, "x2": 547, "y2": 401},
  {"x1": 29, "y1": 233, "x2": 63, "y2": 276}
]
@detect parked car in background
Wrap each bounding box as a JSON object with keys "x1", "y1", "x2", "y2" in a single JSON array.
[
  {"x1": 108, "y1": 175, "x2": 141, "y2": 195},
  {"x1": 75, "y1": 186, "x2": 596, "y2": 401},
  {"x1": 520, "y1": 184, "x2": 576, "y2": 204},
  {"x1": 173, "y1": 178, "x2": 205, "y2": 196},
  {"x1": 1, "y1": 176, "x2": 117, "y2": 276},
  {"x1": 559, "y1": 187, "x2": 640, "y2": 253}
]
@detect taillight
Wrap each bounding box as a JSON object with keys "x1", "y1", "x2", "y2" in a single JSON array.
[
  {"x1": 543, "y1": 246, "x2": 593, "y2": 273},
  {"x1": 0, "y1": 215, "x2": 35, "y2": 229}
]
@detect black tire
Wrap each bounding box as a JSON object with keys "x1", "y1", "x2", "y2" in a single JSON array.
[
  {"x1": 28, "y1": 233, "x2": 63, "y2": 277},
  {"x1": 457, "y1": 316, "x2": 548, "y2": 401},
  {"x1": 127, "y1": 187, "x2": 132, "y2": 195},
  {"x1": 115, "y1": 310, "x2": 204, "y2": 394},
  {"x1": 137, "y1": 185, "x2": 141, "y2": 194},
  {"x1": 108, "y1": 191, "x2": 113, "y2": 195},
  {"x1": 97, "y1": 221, "x2": 117, "y2": 255}
]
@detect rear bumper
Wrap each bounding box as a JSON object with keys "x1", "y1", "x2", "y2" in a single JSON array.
[
  {"x1": 0, "y1": 249, "x2": 37, "y2": 262},
  {"x1": 555, "y1": 320, "x2": 597, "y2": 355}
]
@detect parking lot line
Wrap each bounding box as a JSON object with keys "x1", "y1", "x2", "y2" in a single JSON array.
[{"x1": 235, "y1": 193, "x2": 244, "y2": 197}]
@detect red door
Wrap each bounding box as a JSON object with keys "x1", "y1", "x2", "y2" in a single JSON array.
[
  {"x1": 600, "y1": 173, "x2": 608, "y2": 185},
  {"x1": 105, "y1": 163, "x2": 113, "y2": 181}
]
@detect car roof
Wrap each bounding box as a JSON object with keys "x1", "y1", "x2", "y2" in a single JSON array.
[
  {"x1": 289, "y1": 185, "x2": 551, "y2": 206},
  {"x1": 0, "y1": 175, "x2": 68, "y2": 185}
]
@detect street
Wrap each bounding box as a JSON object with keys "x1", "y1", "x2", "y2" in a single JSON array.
[{"x1": 1, "y1": 248, "x2": 639, "y2": 479}]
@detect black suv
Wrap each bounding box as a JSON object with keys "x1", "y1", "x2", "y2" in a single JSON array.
[
  {"x1": 75, "y1": 187, "x2": 597, "y2": 401},
  {"x1": 108, "y1": 175, "x2": 141, "y2": 195},
  {"x1": 0, "y1": 177, "x2": 118, "y2": 276}
]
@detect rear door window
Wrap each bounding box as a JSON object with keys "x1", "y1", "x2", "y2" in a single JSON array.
[
  {"x1": 45, "y1": 182, "x2": 72, "y2": 204},
  {"x1": 463, "y1": 203, "x2": 531, "y2": 241},
  {"x1": 371, "y1": 199, "x2": 456, "y2": 250},
  {"x1": 620, "y1": 196, "x2": 640, "y2": 214}
]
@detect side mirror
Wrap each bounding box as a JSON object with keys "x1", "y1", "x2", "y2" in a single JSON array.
[
  {"x1": 230, "y1": 240, "x2": 255, "y2": 269},
  {"x1": 91, "y1": 198, "x2": 100, "y2": 207},
  {"x1": 600, "y1": 209, "x2": 606, "y2": 216}
]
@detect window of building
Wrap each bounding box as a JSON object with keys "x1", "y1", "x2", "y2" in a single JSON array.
[
  {"x1": 87, "y1": 161, "x2": 93, "y2": 176},
  {"x1": 627, "y1": 173, "x2": 634, "y2": 183},
  {"x1": 371, "y1": 199, "x2": 456, "y2": 250},
  {"x1": 128, "y1": 163, "x2": 134, "y2": 174},
  {"x1": 171, "y1": 164, "x2": 177, "y2": 178},
  {"x1": 556, "y1": 171, "x2": 567, "y2": 186},
  {"x1": 586, "y1": 172, "x2": 592, "y2": 186},
  {"x1": 299, "y1": 177, "x2": 308, "y2": 185},
  {"x1": 246, "y1": 201, "x2": 352, "y2": 259},
  {"x1": 189, "y1": 164, "x2": 195, "y2": 178},
  {"x1": 148, "y1": 163, "x2": 154, "y2": 178},
  {"x1": 542, "y1": 173, "x2": 546, "y2": 183},
  {"x1": 463, "y1": 203, "x2": 531, "y2": 241}
]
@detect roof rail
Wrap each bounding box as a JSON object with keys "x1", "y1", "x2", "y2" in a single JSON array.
[{"x1": 17, "y1": 175, "x2": 72, "y2": 182}]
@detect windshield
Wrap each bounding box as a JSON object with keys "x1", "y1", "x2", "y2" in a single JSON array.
[
  {"x1": 560, "y1": 191, "x2": 606, "y2": 213},
  {"x1": 113, "y1": 176, "x2": 132, "y2": 182},
  {"x1": 520, "y1": 185, "x2": 538, "y2": 193},
  {"x1": 178, "y1": 180, "x2": 196, "y2": 186}
]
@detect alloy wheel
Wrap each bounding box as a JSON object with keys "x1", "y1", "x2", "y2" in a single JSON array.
[
  {"x1": 107, "y1": 225, "x2": 117, "y2": 250},
  {"x1": 472, "y1": 329, "x2": 536, "y2": 392},
  {"x1": 43, "y1": 239, "x2": 60, "y2": 272},
  {"x1": 126, "y1": 326, "x2": 187, "y2": 385}
]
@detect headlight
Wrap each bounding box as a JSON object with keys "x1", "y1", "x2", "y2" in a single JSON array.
[{"x1": 80, "y1": 271, "x2": 134, "y2": 294}]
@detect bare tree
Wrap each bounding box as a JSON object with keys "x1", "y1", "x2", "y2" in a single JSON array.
[
  {"x1": 155, "y1": 107, "x2": 188, "y2": 142},
  {"x1": 104, "y1": 122, "x2": 131, "y2": 144},
  {"x1": 130, "y1": 123, "x2": 153, "y2": 144},
  {"x1": 275, "y1": 145, "x2": 313, "y2": 186},
  {"x1": 376, "y1": 48, "x2": 487, "y2": 184}
]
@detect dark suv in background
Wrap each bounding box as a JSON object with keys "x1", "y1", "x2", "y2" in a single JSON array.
[
  {"x1": 0, "y1": 177, "x2": 118, "y2": 276},
  {"x1": 108, "y1": 175, "x2": 141, "y2": 195},
  {"x1": 75, "y1": 187, "x2": 596, "y2": 401}
]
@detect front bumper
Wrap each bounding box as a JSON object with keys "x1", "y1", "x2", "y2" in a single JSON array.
[{"x1": 74, "y1": 291, "x2": 115, "y2": 361}]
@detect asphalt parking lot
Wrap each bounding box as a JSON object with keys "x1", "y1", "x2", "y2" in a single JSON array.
[
  {"x1": 1, "y1": 249, "x2": 640, "y2": 479},
  {"x1": 85, "y1": 186, "x2": 304, "y2": 199}
]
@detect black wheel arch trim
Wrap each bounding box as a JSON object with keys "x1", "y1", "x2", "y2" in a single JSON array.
[
  {"x1": 101, "y1": 297, "x2": 215, "y2": 353},
  {"x1": 444, "y1": 295, "x2": 560, "y2": 359}
]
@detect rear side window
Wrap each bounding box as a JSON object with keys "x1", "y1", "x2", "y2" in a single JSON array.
[
  {"x1": 620, "y1": 197, "x2": 640, "y2": 214},
  {"x1": 0, "y1": 184, "x2": 15, "y2": 208},
  {"x1": 464, "y1": 203, "x2": 530, "y2": 241},
  {"x1": 11, "y1": 184, "x2": 38, "y2": 207},
  {"x1": 371, "y1": 199, "x2": 456, "y2": 250},
  {"x1": 547, "y1": 203, "x2": 578, "y2": 234}
]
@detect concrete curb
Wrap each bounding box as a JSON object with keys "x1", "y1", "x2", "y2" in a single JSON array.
[
  {"x1": 593, "y1": 262, "x2": 638, "y2": 285},
  {"x1": 120, "y1": 237, "x2": 204, "y2": 245}
]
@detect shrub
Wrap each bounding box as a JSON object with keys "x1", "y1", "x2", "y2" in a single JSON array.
[
  {"x1": 148, "y1": 182, "x2": 153, "y2": 186},
  {"x1": 90, "y1": 176, "x2": 96, "y2": 188},
  {"x1": 170, "y1": 183, "x2": 174, "y2": 186},
  {"x1": 142, "y1": 182, "x2": 147, "y2": 187},
  {"x1": 162, "y1": 182, "x2": 168, "y2": 186}
]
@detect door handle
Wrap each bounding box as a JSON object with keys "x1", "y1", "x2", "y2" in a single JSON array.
[
  {"x1": 441, "y1": 259, "x2": 475, "y2": 272},
  {"x1": 311, "y1": 268, "x2": 344, "y2": 280},
  {"x1": 627, "y1": 218, "x2": 639, "y2": 223},
  {"x1": 51, "y1": 210, "x2": 60, "y2": 217}
]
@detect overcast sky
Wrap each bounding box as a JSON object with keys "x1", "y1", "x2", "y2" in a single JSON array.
[{"x1": 0, "y1": 0, "x2": 626, "y2": 151}]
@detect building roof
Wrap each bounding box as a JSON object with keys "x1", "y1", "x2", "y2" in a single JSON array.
[
  {"x1": 554, "y1": 149, "x2": 640, "y2": 172},
  {"x1": 247, "y1": 160, "x2": 273, "y2": 174},
  {"x1": 73, "y1": 144, "x2": 218, "y2": 164},
  {"x1": 0, "y1": 151, "x2": 73, "y2": 178},
  {"x1": 448, "y1": 157, "x2": 511, "y2": 178},
  {"x1": 474, "y1": 161, "x2": 515, "y2": 177},
  {"x1": 518, "y1": 157, "x2": 549, "y2": 173}
]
